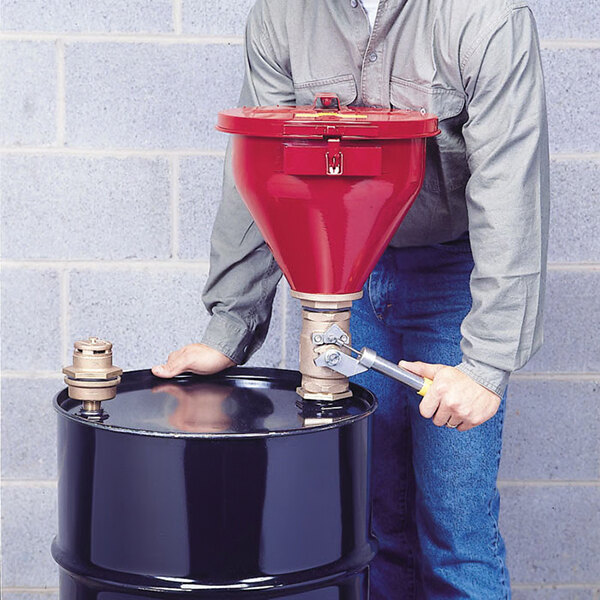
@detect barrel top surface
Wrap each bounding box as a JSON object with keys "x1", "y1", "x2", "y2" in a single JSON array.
[{"x1": 54, "y1": 368, "x2": 376, "y2": 438}]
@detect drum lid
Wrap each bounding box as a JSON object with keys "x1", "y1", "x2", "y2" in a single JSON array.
[{"x1": 54, "y1": 368, "x2": 376, "y2": 438}]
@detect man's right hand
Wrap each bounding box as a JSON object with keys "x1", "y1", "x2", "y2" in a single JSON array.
[{"x1": 152, "y1": 344, "x2": 236, "y2": 378}]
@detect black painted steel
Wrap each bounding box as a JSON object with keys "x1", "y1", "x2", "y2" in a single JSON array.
[{"x1": 52, "y1": 368, "x2": 377, "y2": 599}]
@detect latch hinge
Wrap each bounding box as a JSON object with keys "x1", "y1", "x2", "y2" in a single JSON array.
[{"x1": 326, "y1": 138, "x2": 343, "y2": 175}]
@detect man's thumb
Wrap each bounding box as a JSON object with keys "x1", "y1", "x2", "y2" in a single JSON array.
[
  {"x1": 152, "y1": 364, "x2": 175, "y2": 378},
  {"x1": 399, "y1": 360, "x2": 443, "y2": 380}
]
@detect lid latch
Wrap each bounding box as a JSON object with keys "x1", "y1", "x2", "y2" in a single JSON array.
[
  {"x1": 326, "y1": 138, "x2": 343, "y2": 175},
  {"x1": 313, "y1": 93, "x2": 341, "y2": 111}
]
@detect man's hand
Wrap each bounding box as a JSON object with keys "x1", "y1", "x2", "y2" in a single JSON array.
[
  {"x1": 152, "y1": 344, "x2": 235, "y2": 378},
  {"x1": 399, "y1": 361, "x2": 501, "y2": 431}
]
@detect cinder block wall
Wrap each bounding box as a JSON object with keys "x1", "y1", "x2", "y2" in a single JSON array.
[{"x1": 1, "y1": 2, "x2": 598, "y2": 598}]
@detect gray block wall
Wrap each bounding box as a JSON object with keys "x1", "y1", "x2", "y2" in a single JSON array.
[{"x1": 1, "y1": 1, "x2": 598, "y2": 598}]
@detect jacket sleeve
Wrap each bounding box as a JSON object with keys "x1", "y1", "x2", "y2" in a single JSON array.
[
  {"x1": 201, "y1": 3, "x2": 295, "y2": 364},
  {"x1": 455, "y1": 5, "x2": 550, "y2": 396}
]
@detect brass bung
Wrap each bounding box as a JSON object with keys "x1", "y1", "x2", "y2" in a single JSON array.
[{"x1": 63, "y1": 337, "x2": 122, "y2": 414}]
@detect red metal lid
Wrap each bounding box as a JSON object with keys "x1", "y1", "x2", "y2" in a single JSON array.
[{"x1": 217, "y1": 93, "x2": 439, "y2": 139}]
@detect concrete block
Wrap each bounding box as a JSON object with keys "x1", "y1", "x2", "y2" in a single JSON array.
[
  {"x1": 542, "y1": 49, "x2": 600, "y2": 155},
  {"x1": 69, "y1": 268, "x2": 210, "y2": 370},
  {"x1": 548, "y1": 160, "x2": 600, "y2": 264},
  {"x1": 178, "y1": 155, "x2": 224, "y2": 260},
  {"x1": 528, "y1": 0, "x2": 598, "y2": 40},
  {"x1": 499, "y1": 380, "x2": 600, "y2": 480},
  {"x1": 0, "y1": 156, "x2": 171, "y2": 260},
  {"x1": 521, "y1": 271, "x2": 600, "y2": 373},
  {"x1": 0, "y1": 42, "x2": 56, "y2": 146},
  {"x1": 246, "y1": 282, "x2": 285, "y2": 369},
  {"x1": 1, "y1": 378, "x2": 62, "y2": 480},
  {"x1": 513, "y1": 589, "x2": 595, "y2": 600},
  {"x1": 181, "y1": 0, "x2": 255, "y2": 36},
  {"x1": 65, "y1": 43, "x2": 243, "y2": 150},
  {"x1": 1, "y1": 268, "x2": 61, "y2": 371},
  {"x1": 500, "y1": 485, "x2": 600, "y2": 584},
  {"x1": 1, "y1": 484, "x2": 58, "y2": 588},
  {"x1": 1, "y1": 0, "x2": 172, "y2": 33}
]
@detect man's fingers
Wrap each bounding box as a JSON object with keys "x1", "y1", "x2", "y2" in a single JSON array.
[
  {"x1": 399, "y1": 360, "x2": 444, "y2": 380},
  {"x1": 432, "y1": 405, "x2": 452, "y2": 427},
  {"x1": 419, "y1": 390, "x2": 440, "y2": 419}
]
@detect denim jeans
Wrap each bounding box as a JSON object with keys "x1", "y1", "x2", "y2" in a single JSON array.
[{"x1": 350, "y1": 236, "x2": 510, "y2": 599}]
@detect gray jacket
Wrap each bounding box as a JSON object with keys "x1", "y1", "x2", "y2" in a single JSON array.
[{"x1": 202, "y1": 0, "x2": 550, "y2": 397}]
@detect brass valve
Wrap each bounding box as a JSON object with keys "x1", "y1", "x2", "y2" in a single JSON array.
[{"x1": 63, "y1": 337, "x2": 122, "y2": 418}]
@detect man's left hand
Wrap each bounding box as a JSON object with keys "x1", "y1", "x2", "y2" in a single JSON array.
[{"x1": 399, "y1": 361, "x2": 501, "y2": 432}]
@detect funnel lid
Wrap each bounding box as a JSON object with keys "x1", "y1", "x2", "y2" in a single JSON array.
[{"x1": 217, "y1": 94, "x2": 439, "y2": 139}]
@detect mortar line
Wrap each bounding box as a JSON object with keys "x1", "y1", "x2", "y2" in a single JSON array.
[
  {"x1": 169, "y1": 156, "x2": 180, "y2": 259},
  {"x1": 1, "y1": 480, "x2": 57, "y2": 487},
  {"x1": 0, "y1": 31, "x2": 243, "y2": 44},
  {"x1": 2, "y1": 369, "x2": 595, "y2": 382},
  {"x1": 551, "y1": 152, "x2": 600, "y2": 161},
  {"x1": 0, "y1": 147, "x2": 226, "y2": 158},
  {"x1": 511, "y1": 372, "x2": 600, "y2": 381},
  {"x1": 172, "y1": 0, "x2": 183, "y2": 34},
  {"x1": 497, "y1": 480, "x2": 600, "y2": 487},
  {"x1": 512, "y1": 583, "x2": 600, "y2": 590},
  {"x1": 541, "y1": 39, "x2": 600, "y2": 49},
  {"x1": 1, "y1": 371, "x2": 64, "y2": 379},
  {"x1": 55, "y1": 38, "x2": 66, "y2": 146},
  {"x1": 548, "y1": 263, "x2": 600, "y2": 271},
  {"x1": 7, "y1": 260, "x2": 600, "y2": 273},
  {"x1": 60, "y1": 270, "x2": 69, "y2": 367},
  {"x1": 1, "y1": 588, "x2": 60, "y2": 593},
  {"x1": 0, "y1": 146, "x2": 595, "y2": 161},
  {"x1": 1, "y1": 31, "x2": 598, "y2": 47},
  {"x1": 1, "y1": 259, "x2": 210, "y2": 270}
]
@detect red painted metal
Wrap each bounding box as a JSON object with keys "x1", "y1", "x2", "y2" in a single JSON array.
[
  {"x1": 217, "y1": 104, "x2": 438, "y2": 139},
  {"x1": 217, "y1": 97, "x2": 439, "y2": 295}
]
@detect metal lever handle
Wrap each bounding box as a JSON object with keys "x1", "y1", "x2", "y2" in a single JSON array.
[
  {"x1": 357, "y1": 348, "x2": 432, "y2": 397},
  {"x1": 313, "y1": 324, "x2": 433, "y2": 397}
]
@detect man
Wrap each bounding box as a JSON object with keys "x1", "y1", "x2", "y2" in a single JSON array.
[{"x1": 154, "y1": 1, "x2": 549, "y2": 597}]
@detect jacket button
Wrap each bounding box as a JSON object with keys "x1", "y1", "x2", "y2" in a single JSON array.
[
  {"x1": 351, "y1": 0, "x2": 358, "y2": 7},
  {"x1": 369, "y1": 52, "x2": 378, "y2": 62}
]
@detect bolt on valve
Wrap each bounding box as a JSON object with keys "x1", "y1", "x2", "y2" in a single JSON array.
[{"x1": 63, "y1": 337, "x2": 122, "y2": 420}]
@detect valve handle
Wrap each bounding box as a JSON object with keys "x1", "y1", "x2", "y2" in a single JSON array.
[{"x1": 358, "y1": 348, "x2": 432, "y2": 396}]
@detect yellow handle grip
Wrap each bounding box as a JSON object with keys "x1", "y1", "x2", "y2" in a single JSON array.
[{"x1": 417, "y1": 377, "x2": 433, "y2": 397}]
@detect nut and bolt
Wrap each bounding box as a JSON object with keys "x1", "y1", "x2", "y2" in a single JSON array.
[{"x1": 324, "y1": 350, "x2": 342, "y2": 366}]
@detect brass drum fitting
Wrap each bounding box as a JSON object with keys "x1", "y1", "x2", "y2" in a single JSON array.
[
  {"x1": 292, "y1": 291, "x2": 363, "y2": 402},
  {"x1": 63, "y1": 337, "x2": 122, "y2": 416}
]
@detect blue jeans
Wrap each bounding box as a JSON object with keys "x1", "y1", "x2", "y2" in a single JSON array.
[{"x1": 351, "y1": 237, "x2": 510, "y2": 600}]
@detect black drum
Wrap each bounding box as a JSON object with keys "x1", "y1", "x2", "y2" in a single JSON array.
[{"x1": 52, "y1": 368, "x2": 378, "y2": 599}]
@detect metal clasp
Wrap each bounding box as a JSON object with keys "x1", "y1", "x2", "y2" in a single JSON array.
[{"x1": 326, "y1": 138, "x2": 343, "y2": 175}]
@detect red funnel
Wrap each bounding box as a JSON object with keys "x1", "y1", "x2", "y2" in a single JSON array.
[{"x1": 218, "y1": 96, "x2": 439, "y2": 295}]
